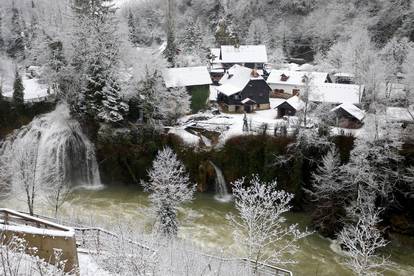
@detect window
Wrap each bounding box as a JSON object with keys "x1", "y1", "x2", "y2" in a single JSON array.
[{"x1": 280, "y1": 74, "x2": 289, "y2": 81}]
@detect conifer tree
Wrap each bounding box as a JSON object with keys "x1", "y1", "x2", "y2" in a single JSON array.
[
  {"x1": 13, "y1": 70, "x2": 24, "y2": 106},
  {"x1": 0, "y1": 14, "x2": 4, "y2": 51},
  {"x1": 7, "y1": 7, "x2": 25, "y2": 59},
  {"x1": 163, "y1": 0, "x2": 177, "y2": 67},
  {"x1": 127, "y1": 10, "x2": 138, "y2": 45}
]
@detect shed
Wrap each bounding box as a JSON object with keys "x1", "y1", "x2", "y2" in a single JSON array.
[
  {"x1": 162, "y1": 66, "x2": 212, "y2": 88},
  {"x1": 331, "y1": 103, "x2": 365, "y2": 129},
  {"x1": 275, "y1": 96, "x2": 305, "y2": 118}
]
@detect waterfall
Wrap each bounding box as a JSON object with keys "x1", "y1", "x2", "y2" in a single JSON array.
[
  {"x1": 209, "y1": 162, "x2": 232, "y2": 203},
  {"x1": 0, "y1": 104, "x2": 102, "y2": 195}
]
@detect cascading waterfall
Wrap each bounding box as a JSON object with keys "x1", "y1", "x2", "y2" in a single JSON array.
[
  {"x1": 209, "y1": 161, "x2": 232, "y2": 203},
  {"x1": 0, "y1": 104, "x2": 102, "y2": 196}
]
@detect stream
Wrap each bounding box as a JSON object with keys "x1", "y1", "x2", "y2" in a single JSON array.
[{"x1": 1, "y1": 186, "x2": 413, "y2": 276}]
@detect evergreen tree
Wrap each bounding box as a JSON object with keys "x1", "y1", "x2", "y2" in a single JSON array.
[
  {"x1": 127, "y1": 10, "x2": 138, "y2": 45},
  {"x1": 0, "y1": 13, "x2": 4, "y2": 51},
  {"x1": 181, "y1": 17, "x2": 203, "y2": 55},
  {"x1": 7, "y1": 7, "x2": 25, "y2": 59},
  {"x1": 70, "y1": 0, "x2": 128, "y2": 124},
  {"x1": 163, "y1": 0, "x2": 177, "y2": 67},
  {"x1": 215, "y1": 17, "x2": 239, "y2": 46},
  {"x1": 13, "y1": 70, "x2": 24, "y2": 106}
]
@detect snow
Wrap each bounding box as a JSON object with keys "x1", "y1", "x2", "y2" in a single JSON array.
[
  {"x1": 78, "y1": 252, "x2": 111, "y2": 276},
  {"x1": 276, "y1": 96, "x2": 305, "y2": 111},
  {"x1": 216, "y1": 65, "x2": 256, "y2": 96},
  {"x1": 267, "y1": 70, "x2": 329, "y2": 86},
  {"x1": 3, "y1": 76, "x2": 50, "y2": 101},
  {"x1": 162, "y1": 66, "x2": 212, "y2": 88},
  {"x1": 209, "y1": 85, "x2": 219, "y2": 101},
  {"x1": 241, "y1": 98, "x2": 255, "y2": 104},
  {"x1": 168, "y1": 127, "x2": 201, "y2": 145},
  {"x1": 169, "y1": 98, "x2": 289, "y2": 145},
  {"x1": 331, "y1": 103, "x2": 365, "y2": 121},
  {"x1": 211, "y1": 45, "x2": 268, "y2": 64},
  {"x1": 310, "y1": 83, "x2": 362, "y2": 104},
  {"x1": 386, "y1": 106, "x2": 414, "y2": 122}
]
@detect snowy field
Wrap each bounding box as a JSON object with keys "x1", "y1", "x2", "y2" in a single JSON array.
[
  {"x1": 3, "y1": 75, "x2": 50, "y2": 101},
  {"x1": 169, "y1": 98, "x2": 297, "y2": 146}
]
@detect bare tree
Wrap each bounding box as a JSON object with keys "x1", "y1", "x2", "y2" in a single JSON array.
[
  {"x1": 11, "y1": 138, "x2": 40, "y2": 216},
  {"x1": 142, "y1": 147, "x2": 195, "y2": 237},
  {"x1": 338, "y1": 190, "x2": 390, "y2": 276},
  {"x1": 227, "y1": 175, "x2": 309, "y2": 272},
  {"x1": 42, "y1": 167, "x2": 72, "y2": 218}
]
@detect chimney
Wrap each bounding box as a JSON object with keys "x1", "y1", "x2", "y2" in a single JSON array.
[{"x1": 251, "y1": 68, "x2": 259, "y2": 78}]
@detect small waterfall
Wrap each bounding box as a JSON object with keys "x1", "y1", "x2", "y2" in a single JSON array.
[
  {"x1": 0, "y1": 104, "x2": 102, "y2": 195},
  {"x1": 209, "y1": 161, "x2": 232, "y2": 203}
]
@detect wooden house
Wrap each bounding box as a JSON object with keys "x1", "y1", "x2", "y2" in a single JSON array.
[
  {"x1": 215, "y1": 65, "x2": 271, "y2": 113},
  {"x1": 275, "y1": 96, "x2": 305, "y2": 118},
  {"x1": 266, "y1": 70, "x2": 331, "y2": 97},
  {"x1": 331, "y1": 103, "x2": 365, "y2": 129},
  {"x1": 209, "y1": 45, "x2": 268, "y2": 82},
  {"x1": 162, "y1": 66, "x2": 213, "y2": 113}
]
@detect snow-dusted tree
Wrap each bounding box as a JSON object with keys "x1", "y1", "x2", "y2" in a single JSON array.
[
  {"x1": 164, "y1": 0, "x2": 177, "y2": 67},
  {"x1": 11, "y1": 137, "x2": 39, "y2": 216},
  {"x1": 298, "y1": 73, "x2": 314, "y2": 128},
  {"x1": 142, "y1": 147, "x2": 195, "y2": 237},
  {"x1": 7, "y1": 6, "x2": 25, "y2": 59},
  {"x1": 246, "y1": 19, "x2": 270, "y2": 45},
  {"x1": 70, "y1": 0, "x2": 128, "y2": 124},
  {"x1": 308, "y1": 149, "x2": 346, "y2": 236},
  {"x1": 134, "y1": 69, "x2": 190, "y2": 127},
  {"x1": 338, "y1": 190, "x2": 390, "y2": 276},
  {"x1": 380, "y1": 37, "x2": 413, "y2": 81},
  {"x1": 0, "y1": 13, "x2": 4, "y2": 52},
  {"x1": 402, "y1": 47, "x2": 414, "y2": 107},
  {"x1": 42, "y1": 165, "x2": 72, "y2": 218},
  {"x1": 12, "y1": 69, "x2": 24, "y2": 107},
  {"x1": 227, "y1": 175, "x2": 309, "y2": 271},
  {"x1": 215, "y1": 17, "x2": 239, "y2": 46},
  {"x1": 180, "y1": 16, "x2": 204, "y2": 61}
]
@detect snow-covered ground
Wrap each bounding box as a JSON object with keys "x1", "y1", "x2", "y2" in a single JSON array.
[
  {"x1": 3, "y1": 76, "x2": 50, "y2": 101},
  {"x1": 78, "y1": 252, "x2": 111, "y2": 276},
  {"x1": 169, "y1": 98, "x2": 297, "y2": 146}
]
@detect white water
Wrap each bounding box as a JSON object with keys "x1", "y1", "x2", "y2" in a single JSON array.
[
  {"x1": 209, "y1": 162, "x2": 233, "y2": 203},
  {"x1": 0, "y1": 104, "x2": 102, "y2": 195}
]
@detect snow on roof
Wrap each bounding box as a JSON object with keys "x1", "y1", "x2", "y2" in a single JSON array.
[
  {"x1": 241, "y1": 98, "x2": 256, "y2": 104},
  {"x1": 267, "y1": 70, "x2": 329, "y2": 86},
  {"x1": 216, "y1": 65, "x2": 256, "y2": 96},
  {"x1": 275, "y1": 96, "x2": 305, "y2": 111},
  {"x1": 386, "y1": 107, "x2": 414, "y2": 122},
  {"x1": 334, "y1": 72, "x2": 354, "y2": 78},
  {"x1": 212, "y1": 45, "x2": 268, "y2": 64},
  {"x1": 331, "y1": 103, "x2": 365, "y2": 121},
  {"x1": 310, "y1": 83, "x2": 362, "y2": 104},
  {"x1": 162, "y1": 66, "x2": 212, "y2": 88}
]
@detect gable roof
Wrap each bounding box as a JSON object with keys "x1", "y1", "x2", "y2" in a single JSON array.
[
  {"x1": 211, "y1": 45, "x2": 268, "y2": 64},
  {"x1": 267, "y1": 70, "x2": 329, "y2": 86},
  {"x1": 275, "y1": 96, "x2": 305, "y2": 111},
  {"x1": 309, "y1": 83, "x2": 362, "y2": 104},
  {"x1": 331, "y1": 103, "x2": 365, "y2": 121},
  {"x1": 162, "y1": 66, "x2": 212, "y2": 88},
  {"x1": 216, "y1": 65, "x2": 253, "y2": 96}
]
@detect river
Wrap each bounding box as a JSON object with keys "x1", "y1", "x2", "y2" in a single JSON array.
[{"x1": 1, "y1": 185, "x2": 413, "y2": 276}]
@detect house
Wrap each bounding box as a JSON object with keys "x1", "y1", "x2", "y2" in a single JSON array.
[
  {"x1": 209, "y1": 45, "x2": 268, "y2": 82},
  {"x1": 215, "y1": 65, "x2": 271, "y2": 113},
  {"x1": 331, "y1": 103, "x2": 365, "y2": 129},
  {"x1": 162, "y1": 66, "x2": 212, "y2": 88},
  {"x1": 274, "y1": 96, "x2": 305, "y2": 118},
  {"x1": 162, "y1": 66, "x2": 213, "y2": 113},
  {"x1": 266, "y1": 70, "x2": 331, "y2": 97},
  {"x1": 309, "y1": 84, "x2": 363, "y2": 105},
  {"x1": 333, "y1": 73, "x2": 355, "y2": 84}
]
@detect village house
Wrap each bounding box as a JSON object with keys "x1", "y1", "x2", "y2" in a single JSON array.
[
  {"x1": 214, "y1": 65, "x2": 271, "y2": 113},
  {"x1": 330, "y1": 103, "x2": 365, "y2": 129},
  {"x1": 386, "y1": 106, "x2": 414, "y2": 127},
  {"x1": 274, "y1": 95, "x2": 305, "y2": 118},
  {"x1": 209, "y1": 45, "x2": 268, "y2": 83},
  {"x1": 162, "y1": 66, "x2": 212, "y2": 113},
  {"x1": 309, "y1": 83, "x2": 363, "y2": 105},
  {"x1": 266, "y1": 70, "x2": 332, "y2": 98}
]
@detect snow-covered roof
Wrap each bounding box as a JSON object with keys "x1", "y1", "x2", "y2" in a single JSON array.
[
  {"x1": 241, "y1": 98, "x2": 256, "y2": 104},
  {"x1": 386, "y1": 107, "x2": 414, "y2": 122},
  {"x1": 334, "y1": 72, "x2": 354, "y2": 78},
  {"x1": 310, "y1": 83, "x2": 362, "y2": 104},
  {"x1": 162, "y1": 66, "x2": 212, "y2": 88},
  {"x1": 211, "y1": 45, "x2": 268, "y2": 64},
  {"x1": 275, "y1": 96, "x2": 305, "y2": 111},
  {"x1": 216, "y1": 65, "x2": 259, "y2": 96},
  {"x1": 331, "y1": 103, "x2": 365, "y2": 121},
  {"x1": 267, "y1": 70, "x2": 329, "y2": 86}
]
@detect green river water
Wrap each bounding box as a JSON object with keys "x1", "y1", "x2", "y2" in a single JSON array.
[{"x1": 1, "y1": 186, "x2": 414, "y2": 276}]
